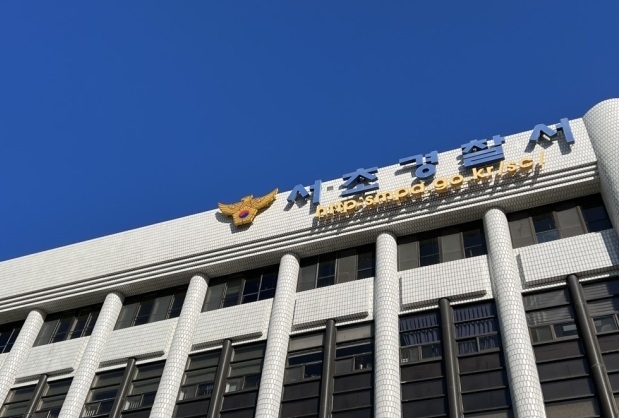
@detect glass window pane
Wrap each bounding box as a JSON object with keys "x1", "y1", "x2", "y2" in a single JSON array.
[
  {"x1": 400, "y1": 347, "x2": 420, "y2": 364},
  {"x1": 398, "y1": 240, "x2": 419, "y2": 271},
  {"x1": 463, "y1": 229, "x2": 485, "y2": 257},
  {"x1": 225, "y1": 377, "x2": 242, "y2": 393},
  {"x1": 336, "y1": 342, "x2": 372, "y2": 358},
  {"x1": 317, "y1": 254, "x2": 336, "y2": 279},
  {"x1": 229, "y1": 359, "x2": 262, "y2": 377},
  {"x1": 243, "y1": 373, "x2": 261, "y2": 389},
  {"x1": 419, "y1": 238, "x2": 439, "y2": 266},
  {"x1": 232, "y1": 344, "x2": 265, "y2": 362},
  {"x1": 284, "y1": 366, "x2": 303, "y2": 383},
  {"x1": 297, "y1": 259, "x2": 318, "y2": 292},
  {"x1": 531, "y1": 325, "x2": 553, "y2": 343},
  {"x1": 289, "y1": 333, "x2": 324, "y2": 351},
  {"x1": 88, "y1": 387, "x2": 118, "y2": 402},
  {"x1": 337, "y1": 325, "x2": 373, "y2": 343},
  {"x1": 168, "y1": 292, "x2": 185, "y2": 318},
  {"x1": 455, "y1": 319, "x2": 497, "y2": 338},
  {"x1": 336, "y1": 250, "x2": 357, "y2": 284},
  {"x1": 69, "y1": 312, "x2": 91, "y2": 340},
  {"x1": 288, "y1": 351, "x2": 323, "y2": 366},
  {"x1": 556, "y1": 206, "x2": 586, "y2": 238},
  {"x1": 304, "y1": 362, "x2": 323, "y2": 378},
  {"x1": 317, "y1": 276, "x2": 335, "y2": 288},
  {"x1": 188, "y1": 352, "x2": 220, "y2": 370},
  {"x1": 133, "y1": 298, "x2": 155, "y2": 326},
  {"x1": 135, "y1": 363, "x2": 164, "y2": 380},
  {"x1": 150, "y1": 295, "x2": 173, "y2": 322},
  {"x1": 241, "y1": 293, "x2": 258, "y2": 304},
  {"x1": 554, "y1": 322, "x2": 579, "y2": 338},
  {"x1": 6, "y1": 385, "x2": 36, "y2": 403},
  {"x1": 335, "y1": 358, "x2": 353, "y2": 375},
  {"x1": 260, "y1": 273, "x2": 277, "y2": 292},
  {"x1": 243, "y1": 277, "x2": 260, "y2": 295},
  {"x1": 595, "y1": 316, "x2": 618, "y2": 333},
  {"x1": 479, "y1": 335, "x2": 500, "y2": 351},
  {"x1": 1, "y1": 402, "x2": 29, "y2": 417},
  {"x1": 45, "y1": 379, "x2": 72, "y2": 397},
  {"x1": 222, "y1": 279, "x2": 242, "y2": 308},
  {"x1": 421, "y1": 343, "x2": 442, "y2": 359},
  {"x1": 35, "y1": 320, "x2": 58, "y2": 346},
  {"x1": 458, "y1": 339, "x2": 478, "y2": 355},
  {"x1": 509, "y1": 215, "x2": 535, "y2": 248},
  {"x1": 582, "y1": 204, "x2": 612, "y2": 232},
  {"x1": 130, "y1": 379, "x2": 159, "y2": 395},
  {"x1": 440, "y1": 233, "x2": 463, "y2": 262},
  {"x1": 203, "y1": 283, "x2": 226, "y2": 311},
  {"x1": 50, "y1": 317, "x2": 73, "y2": 343},
  {"x1": 184, "y1": 369, "x2": 216, "y2": 386},
  {"x1": 116, "y1": 302, "x2": 139, "y2": 329},
  {"x1": 354, "y1": 354, "x2": 373, "y2": 370},
  {"x1": 93, "y1": 369, "x2": 124, "y2": 388},
  {"x1": 533, "y1": 213, "x2": 560, "y2": 243}
]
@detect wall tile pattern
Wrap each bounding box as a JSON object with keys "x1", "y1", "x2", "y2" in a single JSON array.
[
  {"x1": 517, "y1": 229, "x2": 619, "y2": 286},
  {"x1": 255, "y1": 253, "x2": 300, "y2": 418},
  {"x1": 59, "y1": 291, "x2": 123, "y2": 418},
  {"x1": 16, "y1": 337, "x2": 88, "y2": 382},
  {"x1": 0, "y1": 309, "x2": 44, "y2": 405},
  {"x1": 293, "y1": 278, "x2": 372, "y2": 330},
  {"x1": 401, "y1": 255, "x2": 491, "y2": 309},
  {"x1": 191, "y1": 298, "x2": 272, "y2": 350},
  {"x1": 374, "y1": 232, "x2": 401, "y2": 418},
  {"x1": 99, "y1": 317, "x2": 177, "y2": 367},
  {"x1": 151, "y1": 274, "x2": 208, "y2": 418},
  {"x1": 483, "y1": 209, "x2": 546, "y2": 418},
  {"x1": 583, "y1": 99, "x2": 619, "y2": 239}
]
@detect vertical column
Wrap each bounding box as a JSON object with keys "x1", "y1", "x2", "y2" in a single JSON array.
[
  {"x1": 207, "y1": 339, "x2": 233, "y2": 418},
  {"x1": 374, "y1": 232, "x2": 401, "y2": 418},
  {"x1": 23, "y1": 374, "x2": 48, "y2": 417},
  {"x1": 583, "y1": 99, "x2": 619, "y2": 237},
  {"x1": 567, "y1": 274, "x2": 619, "y2": 417},
  {"x1": 483, "y1": 208, "x2": 545, "y2": 418},
  {"x1": 0, "y1": 309, "x2": 45, "y2": 405},
  {"x1": 109, "y1": 358, "x2": 137, "y2": 418},
  {"x1": 59, "y1": 291, "x2": 124, "y2": 418},
  {"x1": 439, "y1": 298, "x2": 463, "y2": 417},
  {"x1": 151, "y1": 274, "x2": 209, "y2": 418},
  {"x1": 255, "y1": 253, "x2": 300, "y2": 418},
  {"x1": 319, "y1": 319, "x2": 336, "y2": 418}
]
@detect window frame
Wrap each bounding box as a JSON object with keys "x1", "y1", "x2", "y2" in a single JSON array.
[
  {"x1": 224, "y1": 343, "x2": 266, "y2": 394},
  {"x1": 0, "y1": 322, "x2": 22, "y2": 354},
  {"x1": 81, "y1": 368, "x2": 125, "y2": 417},
  {"x1": 123, "y1": 362, "x2": 165, "y2": 412},
  {"x1": 202, "y1": 266, "x2": 279, "y2": 312},
  {"x1": 115, "y1": 287, "x2": 186, "y2": 330},
  {"x1": 297, "y1": 245, "x2": 376, "y2": 292},
  {"x1": 177, "y1": 350, "x2": 220, "y2": 402},
  {"x1": 35, "y1": 306, "x2": 101, "y2": 347},
  {"x1": 397, "y1": 222, "x2": 486, "y2": 271},
  {"x1": 508, "y1": 195, "x2": 612, "y2": 249}
]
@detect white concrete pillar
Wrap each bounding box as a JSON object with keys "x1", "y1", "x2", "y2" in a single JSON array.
[
  {"x1": 150, "y1": 274, "x2": 208, "y2": 418},
  {"x1": 59, "y1": 291, "x2": 124, "y2": 418},
  {"x1": 374, "y1": 232, "x2": 402, "y2": 418},
  {"x1": 583, "y1": 99, "x2": 619, "y2": 238},
  {"x1": 255, "y1": 253, "x2": 300, "y2": 418},
  {"x1": 0, "y1": 309, "x2": 45, "y2": 404},
  {"x1": 484, "y1": 208, "x2": 546, "y2": 418}
]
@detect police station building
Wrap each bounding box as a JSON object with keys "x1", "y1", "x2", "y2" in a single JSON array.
[{"x1": 2, "y1": 99, "x2": 619, "y2": 418}]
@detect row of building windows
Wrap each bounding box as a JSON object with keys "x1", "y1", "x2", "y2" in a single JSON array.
[{"x1": 4, "y1": 194, "x2": 612, "y2": 352}]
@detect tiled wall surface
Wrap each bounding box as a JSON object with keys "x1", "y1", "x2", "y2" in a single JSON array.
[
  {"x1": 401, "y1": 255, "x2": 491, "y2": 309},
  {"x1": 517, "y1": 229, "x2": 619, "y2": 286},
  {"x1": 99, "y1": 318, "x2": 177, "y2": 367},
  {"x1": 16, "y1": 337, "x2": 87, "y2": 382},
  {"x1": 0, "y1": 114, "x2": 600, "y2": 310},
  {"x1": 192, "y1": 299, "x2": 272, "y2": 350},
  {"x1": 292, "y1": 278, "x2": 372, "y2": 330}
]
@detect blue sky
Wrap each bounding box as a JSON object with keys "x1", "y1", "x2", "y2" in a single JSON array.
[{"x1": 1, "y1": 1, "x2": 618, "y2": 261}]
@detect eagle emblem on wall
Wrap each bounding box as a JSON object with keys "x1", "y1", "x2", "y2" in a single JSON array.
[{"x1": 218, "y1": 188, "x2": 278, "y2": 226}]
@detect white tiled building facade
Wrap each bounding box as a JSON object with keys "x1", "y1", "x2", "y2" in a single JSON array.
[{"x1": 1, "y1": 99, "x2": 619, "y2": 418}]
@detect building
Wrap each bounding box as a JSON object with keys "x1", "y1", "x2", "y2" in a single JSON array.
[{"x1": 0, "y1": 99, "x2": 619, "y2": 418}]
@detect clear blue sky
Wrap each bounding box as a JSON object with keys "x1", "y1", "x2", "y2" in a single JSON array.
[{"x1": 1, "y1": 1, "x2": 618, "y2": 261}]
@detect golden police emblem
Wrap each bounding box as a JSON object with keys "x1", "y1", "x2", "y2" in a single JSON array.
[{"x1": 218, "y1": 188, "x2": 278, "y2": 226}]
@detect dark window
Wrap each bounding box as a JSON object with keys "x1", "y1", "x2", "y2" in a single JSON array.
[
  {"x1": 225, "y1": 344, "x2": 265, "y2": 393},
  {"x1": 297, "y1": 245, "x2": 375, "y2": 292},
  {"x1": 508, "y1": 194, "x2": 611, "y2": 248},
  {"x1": 203, "y1": 266, "x2": 278, "y2": 311},
  {"x1": 35, "y1": 306, "x2": 100, "y2": 347},
  {"x1": 116, "y1": 287, "x2": 186, "y2": 330},
  {"x1": 285, "y1": 333, "x2": 324, "y2": 383},
  {"x1": 124, "y1": 362, "x2": 164, "y2": 412},
  {"x1": 332, "y1": 324, "x2": 373, "y2": 417},
  {"x1": 399, "y1": 311, "x2": 442, "y2": 364},
  {"x1": 397, "y1": 222, "x2": 486, "y2": 271},
  {"x1": 524, "y1": 288, "x2": 596, "y2": 410},
  {"x1": 454, "y1": 302, "x2": 511, "y2": 414},
  {"x1": 1, "y1": 385, "x2": 36, "y2": 418},
  {"x1": 33, "y1": 379, "x2": 72, "y2": 418},
  {"x1": 82, "y1": 369, "x2": 124, "y2": 417},
  {"x1": 178, "y1": 351, "x2": 220, "y2": 401},
  {"x1": 0, "y1": 322, "x2": 22, "y2": 354}
]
